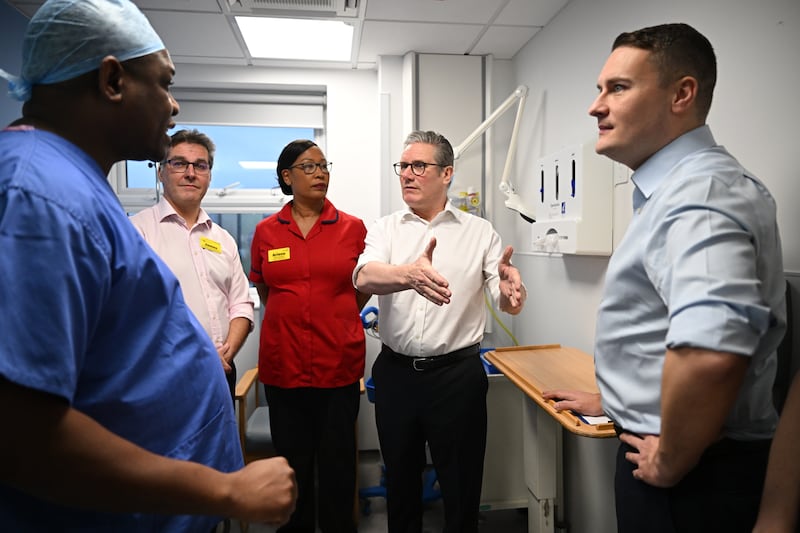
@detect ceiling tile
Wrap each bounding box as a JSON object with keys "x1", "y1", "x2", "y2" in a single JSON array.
[
  {"x1": 494, "y1": 0, "x2": 569, "y2": 26},
  {"x1": 135, "y1": 0, "x2": 221, "y2": 11},
  {"x1": 359, "y1": 20, "x2": 485, "y2": 63},
  {"x1": 144, "y1": 11, "x2": 244, "y2": 59},
  {"x1": 365, "y1": 0, "x2": 509, "y2": 25},
  {"x1": 470, "y1": 25, "x2": 542, "y2": 59}
]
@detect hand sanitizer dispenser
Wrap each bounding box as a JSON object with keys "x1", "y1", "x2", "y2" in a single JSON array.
[{"x1": 531, "y1": 143, "x2": 613, "y2": 256}]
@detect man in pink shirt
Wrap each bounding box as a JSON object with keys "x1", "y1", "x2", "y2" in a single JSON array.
[{"x1": 131, "y1": 129, "x2": 254, "y2": 400}]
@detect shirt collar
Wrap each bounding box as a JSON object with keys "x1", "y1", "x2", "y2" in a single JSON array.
[
  {"x1": 631, "y1": 125, "x2": 716, "y2": 209},
  {"x1": 401, "y1": 199, "x2": 461, "y2": 223},
  {"x1": 155, "y1": 196, "x2": 211, "y2": 228},
  {"x1": 276, "y1": 198, "x2": 339, "y2": 225}
]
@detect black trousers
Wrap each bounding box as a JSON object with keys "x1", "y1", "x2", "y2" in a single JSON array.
[
  {"x1": 373, "y1": 345, "x2": 488, "y2": 533},
  {"x1": 614, "y1": 436, "x2": 771, "y2": 533},
  {"x1": 225, "y1": 360, "x2": 236, "y2": 406},
  {"x1": 265, "y1": 382, "x2": 360, "y2": 533}
]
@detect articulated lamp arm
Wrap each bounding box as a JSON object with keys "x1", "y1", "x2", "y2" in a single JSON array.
[{"x1": 453, "y1": 85, "x2": 535, "y2": 222}]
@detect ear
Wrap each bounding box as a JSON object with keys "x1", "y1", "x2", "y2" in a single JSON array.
[
  {"x1": 97, "y1": 55, "x2": 125, "y2": 103},
  {"x1": 281, "y1": 169, "x2": 292, "y2": 187},
  {"x1": 441, "y1": 165, "x2": 454, "y2": 187},
  {"x1": 671, "y1": 75, "x2": 698, "y2": 116}
]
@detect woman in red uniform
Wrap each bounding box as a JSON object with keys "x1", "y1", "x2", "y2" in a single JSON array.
[{"x1": 250, "y1": 139, "x2": 370, "y2": 533}]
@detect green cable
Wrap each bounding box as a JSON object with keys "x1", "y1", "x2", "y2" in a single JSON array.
[{"x1": 484, "y1": 289, "x2": 520, "y2": 346}]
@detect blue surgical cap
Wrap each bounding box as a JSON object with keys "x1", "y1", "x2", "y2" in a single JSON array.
[{"x1": 0, "y1": 0, "x2": 165, "y2": 102}]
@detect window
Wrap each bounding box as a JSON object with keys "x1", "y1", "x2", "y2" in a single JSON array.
[
  {"x1": 208, "y1": 212, "x2": 267, "y2": 278},
  {"x1": 114, "y1": 86, "x2": 326, "y2": 214},
  {"x1": 126, "y1": 123, "x2": 316, "y2": 190},
  {"x1": 119, "y1": 86, "x2": 326, "y2": 273}
]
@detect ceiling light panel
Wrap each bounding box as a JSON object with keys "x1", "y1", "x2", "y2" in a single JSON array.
[{"x1": 236, "y1": 16, "x2": 354, "y2": 61}]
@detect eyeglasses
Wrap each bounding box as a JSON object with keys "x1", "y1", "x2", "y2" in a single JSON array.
[
  {"x1": 393, "y1": 161, "x2": 445, "y2": 176},
  {"x1": 164, "y1": 159, "x2": 211, "y2": 175},
  {"x1": 290, "y1": 161, "x2": 332, "y2": 174}
]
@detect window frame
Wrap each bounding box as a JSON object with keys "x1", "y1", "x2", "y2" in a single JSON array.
[{"x1": 113, "y1": 85, "x2": 327, "y2": 214}]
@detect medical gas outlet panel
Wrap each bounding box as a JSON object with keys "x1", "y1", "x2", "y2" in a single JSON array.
[{"x1": 531, "y1": 143, "x2": 613, "y2": 256}]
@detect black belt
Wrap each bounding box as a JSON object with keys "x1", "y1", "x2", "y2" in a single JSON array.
[
  {"x1": 612, "y1": 422, "x2": 646, "y2": 439},
  {"x1": 614, "y1": 422, "x2": 772, "y2": 456},
  {"x1": 382, "y1": 343, "x2": 480, "y2": 372}
]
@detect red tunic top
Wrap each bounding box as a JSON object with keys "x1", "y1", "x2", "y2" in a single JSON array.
[{"x1": 250, "y1": 199, "x2": 367, "y2": 388}]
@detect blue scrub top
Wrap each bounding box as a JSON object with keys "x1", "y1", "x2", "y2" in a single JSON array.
[{"x1": 0, "y1": 128, "x2": 243, "y2": 531}]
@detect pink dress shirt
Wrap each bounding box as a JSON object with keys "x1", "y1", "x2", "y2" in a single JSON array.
[{"x1": 130, "y1": 198, "x2": 254, "y2": 347}]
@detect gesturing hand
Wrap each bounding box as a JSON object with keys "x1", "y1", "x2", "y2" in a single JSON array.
[
  {"x1": 498, "y1": 245, "x2": 525, "y2": 313},
  {"x1": 406, "y1": 237, "x2": 451, "y2": 306}
]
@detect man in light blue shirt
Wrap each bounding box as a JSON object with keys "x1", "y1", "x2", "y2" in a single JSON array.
[{"x1": 544, "y1": 23, "x2": 785, "y2": 533}]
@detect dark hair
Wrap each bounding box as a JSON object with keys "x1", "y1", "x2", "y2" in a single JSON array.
[
  {"x1": 165, "y1": 129, "x2": 216, "y2": 168},
  {"x1": 276, "y1": 139, "x2": 318, "y2": 195},
  {"x1": 403, "y1": 130, "x2": 454, "y2": 167},
  {"x1": 612, "y1": 23, "x2": 717, "y2": 120}
]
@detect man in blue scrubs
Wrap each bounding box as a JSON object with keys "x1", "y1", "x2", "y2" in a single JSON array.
[
  {"x1": 545, "y1": 23, "x2": 785, "y2": 532},
  {"x1": 0, "y1": 1, "x2": 295, "y2": 530}
]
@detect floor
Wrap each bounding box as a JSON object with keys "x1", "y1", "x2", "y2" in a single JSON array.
[{"x1": 226, "y1": 450, "x2": 528, "y2": 533}]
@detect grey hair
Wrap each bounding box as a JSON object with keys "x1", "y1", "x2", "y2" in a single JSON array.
[{"x1": 403, "y1": 130, "x2": 454, "y2": 167}]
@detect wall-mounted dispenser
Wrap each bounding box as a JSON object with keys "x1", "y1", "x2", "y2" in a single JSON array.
[{"x1": 530, "y1": 143, "x2": 613, "y2": 256}]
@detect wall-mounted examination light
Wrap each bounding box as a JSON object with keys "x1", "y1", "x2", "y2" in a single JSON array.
[{"x1": 453, "y1": 85, "x2": 536, "y2": 223}]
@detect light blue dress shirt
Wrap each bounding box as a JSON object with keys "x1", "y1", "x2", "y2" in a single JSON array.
[{"x1": 595, "y1": 125, "x2": 786, "y2": 439}]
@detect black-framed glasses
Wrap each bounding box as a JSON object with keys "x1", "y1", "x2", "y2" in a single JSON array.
[
  {"x1": 164, "y1": 159, "x2": 211, "y2": 175},
  {"x1": 393, "y1": 161, "x2": 445, "y2": 176},
  {"x1": 290, "y1": 161, "x2": 332, "y2": 174}
]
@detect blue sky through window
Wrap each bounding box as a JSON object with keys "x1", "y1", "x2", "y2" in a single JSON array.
[{"x1": 126, "y1": 124, "x2": 315, "y2": 190}]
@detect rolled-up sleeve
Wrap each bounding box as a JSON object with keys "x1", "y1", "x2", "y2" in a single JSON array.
[{"x1": 647, "y1": 176, "x2": 773, "y2": 357}]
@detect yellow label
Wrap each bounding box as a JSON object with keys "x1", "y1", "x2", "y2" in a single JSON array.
[
  {"x1": 200, "y1": 236, "x2": 222, "y2": 253},
  {"x1": 268, "y1": 247, "x2": 291, "y2": 262}
]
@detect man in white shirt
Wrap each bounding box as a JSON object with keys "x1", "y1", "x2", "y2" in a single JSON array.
[
  {"x1": 131, "y1": 129, "x2": 254, "y2": 400},
  {"x1": 354, "y1": 130, "x2": 526, "y2": 533}
]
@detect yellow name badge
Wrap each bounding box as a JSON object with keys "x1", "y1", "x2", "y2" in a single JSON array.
[
  {"x1": 199, "y1": 236, "x2": 222, "y2": 254},
  {"x1": 268, "y1": 247, "x2": 291, "y2": 262}
]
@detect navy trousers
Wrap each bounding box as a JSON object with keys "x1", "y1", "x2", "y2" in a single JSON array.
[{"x1": 614, "y1": 436, "x2": 771, "y2": 533}]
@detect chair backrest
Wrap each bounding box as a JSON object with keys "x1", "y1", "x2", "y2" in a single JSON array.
[{"x1": 234, "y1": 368, "x2": 276, "y2": 463}]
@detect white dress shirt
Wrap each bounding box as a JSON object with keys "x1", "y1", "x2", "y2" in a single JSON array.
[{"x1": 355, "y1": 201, "x2": 504, "y2": 356}]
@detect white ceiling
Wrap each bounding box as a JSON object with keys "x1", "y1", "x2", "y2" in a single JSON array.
[{"x1": 6, "y1": 0, "x2": 569, "y2": 69}]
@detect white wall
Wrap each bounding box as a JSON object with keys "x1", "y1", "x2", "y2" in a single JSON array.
[
  {"x1": 505, "y1": 0, "x2": 799, "y2": 530},
  {"x1": 171, "y1": 64, "x2": 382, "y2": 227}
]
